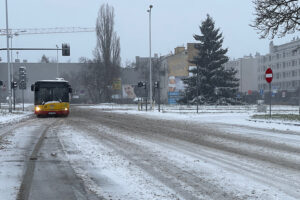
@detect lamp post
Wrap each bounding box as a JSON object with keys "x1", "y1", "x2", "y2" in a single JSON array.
[
  {"x1": 5, "y1": 0, "x2": 12, "y2": 113},
  {"x1": 10, "y1": 33, "x2": 19, "y2": 110},
  {"x1": 147, "y1": 5, "x2": 153, "y2": 110},
  {"x1": 56, "y1": 44, "x2": 59, "y2": 77}
]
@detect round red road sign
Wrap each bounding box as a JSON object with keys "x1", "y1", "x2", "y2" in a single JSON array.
[{"x1": 265, "y1": 68, "x2": 273, "y2": 83}]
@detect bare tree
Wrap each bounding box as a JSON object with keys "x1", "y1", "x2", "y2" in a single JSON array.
[
  {"x1": 67, "y1": 4, "x2": 121, "y2": 104},
  {"x1": 40, "y1": 54, "x2": 50, "y2": 63},
  {"x1": 95, "y1": 4, "x2": 121, "y2": 102},
  {"x1": 78, "y1": 56, "x2": 105, "y2": 103},
  {"x1": 251, "y1": 0, "x2": 300, "y2": 38}
]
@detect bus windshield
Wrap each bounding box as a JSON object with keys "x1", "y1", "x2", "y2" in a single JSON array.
[{"x1": 36, "y1": 87, "x2": 69, "y2": 105}]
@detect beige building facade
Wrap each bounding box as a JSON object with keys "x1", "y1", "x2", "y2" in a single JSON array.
[{"x1": 159, "y1": 44, "x2": 198, "y2": 104}]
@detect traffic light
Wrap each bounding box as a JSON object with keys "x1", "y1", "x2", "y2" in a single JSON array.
[
  {"x1": 19, "y1": 67, "x2": 27, "y2": 90},
  {"x1": 0, "y1": 80, "x2": 3, "y2": 86},
  {"x1": 154, "y1": 81, "x2": 159, "y2": 88},
  {"x1": 138, "y1": 82, "x2": 143, "y2": 87},
  {"x1": 11, "y1": 81, "x2": 17, "y2": 89},
  {"x1": 137, "y1": 81, "x2": 147, "y2": 89},
  {"x1": 19, "y1": 81, "x2": 26, "y2": 90},
  {"x1": 62, "y1": 43, "x2": 70, "y2": 56}
]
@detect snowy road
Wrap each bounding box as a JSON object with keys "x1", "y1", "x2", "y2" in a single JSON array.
[
  {"x1": 1, "y1": 105, "x2": 300, "y2": 199},
  {"x1": 60, "y1": 106, "x2": 300, "y2": 200},
  {"x1": 0, "y1": 113, "x2": 98, "y2": 200}
]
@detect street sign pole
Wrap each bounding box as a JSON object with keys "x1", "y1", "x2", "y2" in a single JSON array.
[
  {"x1": 265, "y1": 68, "x2": 273, "y2": 118},
  {"x1": 269, "y1": 83, "x2": 271, "y2": 118}
]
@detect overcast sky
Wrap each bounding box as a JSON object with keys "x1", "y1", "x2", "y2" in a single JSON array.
[{"x1": 0, "y1": 0, "x2": 298, "y2": 65}]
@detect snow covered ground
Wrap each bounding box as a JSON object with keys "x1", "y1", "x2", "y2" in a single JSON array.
[
  {"x1": 0, "y1": 103, "x2": 33, "y2": 126},
  {"x1": 59, "y1": 105, "x2": 300, "y2": 199},
  {"x1": 84, "y1": 104, "x2": 300, "y2": 132},
  {"x1": 0, "y1": 104, "x2": 299, "y2": 199}
]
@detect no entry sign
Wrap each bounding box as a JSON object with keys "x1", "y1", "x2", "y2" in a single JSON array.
[{"x1": 265, "y1": 68, "x2": 273, "y2": 83}]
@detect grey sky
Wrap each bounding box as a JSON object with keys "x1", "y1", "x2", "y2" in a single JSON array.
[{"x1": 0, "y1": 0, "x2": 299, "y2": 65}]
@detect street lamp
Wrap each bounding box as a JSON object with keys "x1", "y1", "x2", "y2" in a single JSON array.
[
  {"x1": 56, "y1": 44, "x2": 59, "y2": 77},
  {"x1": 147, "y1": 5, "x2": 153, "y2": 110},
  {"x1": 5, "y1": 0, "x2": 12, "y2": 112}
]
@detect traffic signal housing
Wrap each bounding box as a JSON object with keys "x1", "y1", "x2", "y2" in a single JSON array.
[
  {"x1": 137, "y1": 81, "x2": 147, "y2": 89},
  {"x1": 19, "y1": 81, "x2": 26, "y2": 90},
  {"x1": 62, "y1": 43, "x2": 70, "y2": 56},
  {"x1": 138, "y1": 82, "x2": 143, "y2": 87},
  {"x1": 19, "y1": 67, "x2": 27, "y2": 90},
  {"x1": 154, "y1": 81, "x2": 159, "y2": 88},
  {"x1": 11, "y1": 81, "x2": 18, "y2": 89}
]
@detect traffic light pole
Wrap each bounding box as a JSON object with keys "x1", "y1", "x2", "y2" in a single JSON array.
[
  {"x1": 0, "y1": 48, "x2": 62, "y2": 51},
  {"x1": 158, "y1": 84, "x2": 160, "y2": 112},
  {"x1": 13, "y1": 88, "x2": 16, "y2": 110},
  {"x1": 22, "y1": 89, "x2": 24, "y2": 111},
  {"x1": 0, "y1": 45, "x2": 70, "y2": 56}
]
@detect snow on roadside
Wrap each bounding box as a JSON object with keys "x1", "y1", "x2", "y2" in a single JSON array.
[
  {"x1": 0, "y1": 104, "x2": 33, "y2": 126},
  {"x1": 58, "y1": 126, "x2": 181, "y2": 200},
  {"x1": 0, "y1": 111, "x2": 32, "y2": 126},
  {"x1": 0, "y1": 125, "x2": 38, "y2": 200}
]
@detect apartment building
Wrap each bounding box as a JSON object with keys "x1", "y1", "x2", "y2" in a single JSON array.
[
  {"x1": 256, "y1": 39, "x2": 300, "y2": 104},
  {"x1": 224, "y1": 54, "x2": 259, "y2": 94},
  {"x1": 257, "y1": 39, "x2": 300, "y2": 92}
]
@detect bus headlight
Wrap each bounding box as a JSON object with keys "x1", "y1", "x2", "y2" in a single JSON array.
[
  {"x1": 35, "y1": 106, "x2": 41, "y2": 112},
  {"x1": 64, "y1": 107, "x2": 68, "y2": 111}
]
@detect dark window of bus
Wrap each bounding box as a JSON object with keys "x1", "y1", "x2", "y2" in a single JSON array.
[{"x1": 35, "y1": 87, "x2": 69, "y2": 105}]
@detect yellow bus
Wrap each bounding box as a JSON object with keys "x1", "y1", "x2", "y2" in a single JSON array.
[{"x1": 31, "y1": 79, "x2": 72, "y2": 117}]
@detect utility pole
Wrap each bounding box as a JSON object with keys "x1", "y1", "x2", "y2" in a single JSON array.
[
  {"x1": 147, "y1": 5, "x2": 153, "y2": 110},
  {"x1": 5, "y1": 0, "x2": 12, "y2": 113},
  {"x1": 56, "y1": 45, "x2": 59, "y2": 77}
]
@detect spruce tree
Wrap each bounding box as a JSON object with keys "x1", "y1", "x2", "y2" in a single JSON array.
[{"x1": 183, "y1": 15, "x2": 239, "y2": 104}]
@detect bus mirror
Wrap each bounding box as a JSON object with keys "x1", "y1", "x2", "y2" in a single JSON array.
[
  {"x1": 69, "y1": 88, "x2": 73, "y2": 93},
  {"x1": 31, "y1": 84, "x2": 34, "y2": 91}
]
